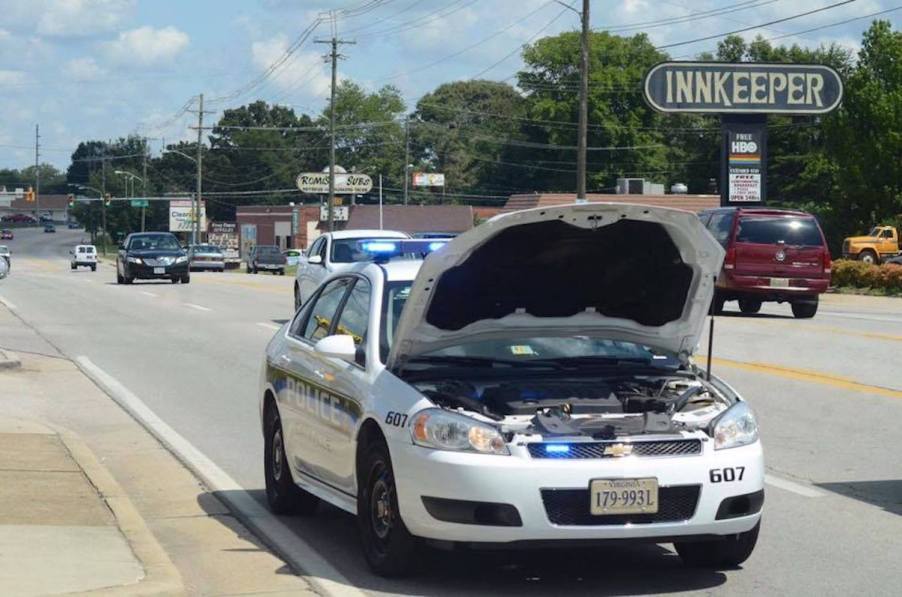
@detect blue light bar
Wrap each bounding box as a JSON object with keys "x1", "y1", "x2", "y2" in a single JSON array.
[
  {"x1": 545, "y1": 444, "x2": 571, "y2": 455},
  {"x1": 427, "y1": 241, "x2": 446, "y2": 252},
  {"x1": 360, "y1": 241, "x2": 399, "y2": 253}
]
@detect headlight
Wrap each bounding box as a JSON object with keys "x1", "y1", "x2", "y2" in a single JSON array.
[
  {"x1": 176, "y1": 255, "x2": 188, "y2": 264},
  {"x1": 711, "y1": 401, "x2": 759, "y2": 450},
  {"x1": 127, "y1": 256, "x2": 143, "y2": 264},
  {"x1": 411, "y1": 409, "x2": 509, "y2": 455}
]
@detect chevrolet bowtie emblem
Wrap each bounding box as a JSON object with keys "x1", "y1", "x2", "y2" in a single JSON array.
[{"x1": 603, "y1": 443, "x2": 633, "y2": 457}]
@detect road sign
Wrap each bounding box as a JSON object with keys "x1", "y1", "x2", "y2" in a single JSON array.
[
  {"x1": 643, "y1": 62, "x2": 843, "y2": 115},
  {"x1": 412, "y1": 172, "x2": 445, "y2": 187},
  {"x1": 130, "y1": 199, "x2": 149, "y2": 207},
  {"x1": 297, "y1": 172, "x2": 373, "y2": 194}
]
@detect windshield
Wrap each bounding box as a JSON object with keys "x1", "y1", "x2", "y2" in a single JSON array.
[
  {"x1": 380, "y1": 281, "x2": 413, "y2": 362},
  {"x1": 129, "y1": 235, "x2": 181, "y2": 251},
  {"x1": 735, "y1": 217, "x2": 822, "y2": 246},
  {"x1": 256, "y1": 246, "x2": 280, "y2": 255}
]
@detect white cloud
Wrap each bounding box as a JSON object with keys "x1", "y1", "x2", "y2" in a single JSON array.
[
  {"x1": 251, "y1": 35, "x2": 331, "y2": 99},
  {"x1": 0, "y1": 69, "x2": 26, "y2": 86},
  {"x1": 65, "y1": 57, "x2": 105, "y2": 81},
  {"x1": 37, "y1": 0, "x2": 136, "y2": 37},
  {"x1": 104, "y1": 26, "x2": 190, "y2": 67}
]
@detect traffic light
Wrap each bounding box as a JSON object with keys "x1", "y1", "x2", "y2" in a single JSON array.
[
  {"x1": 25, "y1": 187, "x2": 34, "y2": 202},
  {"x1": 67, "y1": 194, "x2": 75, "y2": 208},
  {"x1": 104, "y1": 194, "x2": 112, "y2": 207}
]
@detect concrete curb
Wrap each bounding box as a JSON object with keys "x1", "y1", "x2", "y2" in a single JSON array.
[
  {"x1": 58, "y1": 431, "x2": 185, "y2": 596},
  {"x1": 0, "y1": 349, "x2": 21, "y2": 370}
]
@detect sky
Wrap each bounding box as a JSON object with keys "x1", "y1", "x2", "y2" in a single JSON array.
[{"x1": 0, "y1": 0, "x2": 897, "y2": 170}]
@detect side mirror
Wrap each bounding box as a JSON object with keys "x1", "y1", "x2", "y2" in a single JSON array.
[
  {"x1": 307, "y1": 255, "x2": 323, "y2": 265},
  {"x1": 314, "y1": 334, "x2": 357, "y2": 363}
]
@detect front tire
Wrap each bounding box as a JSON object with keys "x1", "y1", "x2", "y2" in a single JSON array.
[
  {"x1": 264, "y1": 406, "x2": 318, "y2": 515},
  {"x1": 858, "y1": 250, "x2": 878, "y2": 265},
  {"x1": 675, "y1": 521, "x2": 760, "y2": 568},
  {"x1": 181, "y1": 275, "x2": 191, "y2": 284},
  {"x1": 711, "y1": 294, "x2": 725, "y2": 316},
  {"x1": 358, "y1": 441, "x2": 420, "y2": 577}
]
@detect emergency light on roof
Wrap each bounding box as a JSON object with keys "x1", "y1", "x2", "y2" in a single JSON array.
[{"x1": 358, "y1": 239, "x2": 449, "y2": 261}]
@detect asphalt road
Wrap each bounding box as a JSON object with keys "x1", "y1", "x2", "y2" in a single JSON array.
[{"x1": 2, "y1": 227, "x2": 900, "y2": 596}]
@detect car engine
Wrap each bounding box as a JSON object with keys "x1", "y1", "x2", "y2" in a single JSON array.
[{"x1": 413, "y1": 373, "x2": 734, "y2": 438}]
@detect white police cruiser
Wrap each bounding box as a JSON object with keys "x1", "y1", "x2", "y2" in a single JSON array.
[{"x1": 260, "y1": 203, "x2": 763, "y2": 577}]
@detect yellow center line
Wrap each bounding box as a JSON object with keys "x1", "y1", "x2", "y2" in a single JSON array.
[{"x1": 702, "y1": 356, "x2": 902, "y2": 399}]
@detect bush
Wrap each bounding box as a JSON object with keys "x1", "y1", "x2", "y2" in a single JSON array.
[{"x1": 832, "y1": 260, "x2": 902, "y2": 291}]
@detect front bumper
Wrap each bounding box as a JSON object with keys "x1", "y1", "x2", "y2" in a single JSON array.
[
  {"x1": 128, "y1": 261, "x2": 189, "y2": 279},
  {"x1": 392, "y1": 439, "x2": 763, "y2": 544}
]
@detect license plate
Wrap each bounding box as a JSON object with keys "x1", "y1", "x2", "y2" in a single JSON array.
[
  {"x1": 590, "y1": 478, "x2": 659, "y2": 515},
  {"x1": 770, "y1": 277, "x2": 789, "y2": 288},
  {"x1": 153, "y1": 267, "x2": 165, "y2": 274}
]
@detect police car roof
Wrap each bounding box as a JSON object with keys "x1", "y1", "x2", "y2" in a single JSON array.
[
  {"x1": 354, "y1": 259, "x2": 422, "y2": 283},
  {"x1": 329, "y1": 229, "x2": 409, "y2": 240}
]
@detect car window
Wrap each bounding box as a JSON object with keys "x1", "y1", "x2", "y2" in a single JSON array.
[
  {"x1": 379, "y1": 281, "x2": 413, "y2": 362},
  {"x1": 706, "y1": 211, "x2": 735, "y2": 247},
  {"x1": 86, "y1": 246, "x2": 95, "y2": 253},
  {"x1": 880, "y1": 229, "x2": 893, "y2": 239},
  {"x1": 317, "y1": 238, "x2": 328, "y2": 260},
  {"x1": 307, "y1": 238, "x2": 322, "y2": 258},
  {"x1": 129, "y1": 235, "x2": 179, "y2": 251},
  {"x1": 78, "y1": 247, "x2": 86, "y2": 253},
  {"x1": 334, "y1": 279, "x2": 371, "y2": 348},
  {"x1": 735, "y1": 217, "x2": 822, "y2": 246},
  {"x1": 302, "y1": 278, "x2": 353, "y2": 343}
]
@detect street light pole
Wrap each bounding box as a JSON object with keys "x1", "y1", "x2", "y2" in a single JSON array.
[{"x1": 577, "y1": 0, "x2": 590, "y2": 201}]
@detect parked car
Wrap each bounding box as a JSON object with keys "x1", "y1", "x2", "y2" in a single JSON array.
[
  {"x1": 1, "y1": 214, "x2": 36, "y2": 224},
  {"x1": 283, "y1": 249, "x2": 303, "y2": 267},
  {"x1": 0, "y1": 245, "x2": 10, "y2": 269},
  {"x1": 67, "y1": 222, "x2": 81, "y2": 229},
  {"x1": 247, "y1": 245, "x2": 287, "y2": 275},
  {"x1": 70, "y1": 244, "x2": 97, "y2": 271},
  {"x1": 116, "y1": 232, "x2": 190, "y2": 284},
  {"x1": 700, "y1": 207, "x2": 831, "y2": 318},
  {"x1": 0, "y1": 229, "x2": 13, "y2": 239},
  {"x1": 294, "y1": 229, "x2": 410, "y2": 311},
  {"x1": 188, "y1": 244, "x2": 225, "y2": 272},
  {"x1": 43, "y1": 224, "x2": 56, "y2": 233},
  {"x1": 259, "y1": 204, "x2": 763, "y2": 577}
]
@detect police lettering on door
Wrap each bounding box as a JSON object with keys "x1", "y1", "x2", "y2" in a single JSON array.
[{"x1": 272, "y1": 370, "x2": 359, "y2": 433}]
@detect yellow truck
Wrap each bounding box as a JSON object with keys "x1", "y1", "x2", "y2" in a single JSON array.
[{"x1": 842, "y1": 226, "x2": 900, "y2": 264}]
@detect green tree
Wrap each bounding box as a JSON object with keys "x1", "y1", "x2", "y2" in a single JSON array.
[
  {"x1": 517, "y1": 31, "x2": 671, "y2": 192},
  {"x1": 412, "y1": 80, "x2": 527, "y2": 200}
]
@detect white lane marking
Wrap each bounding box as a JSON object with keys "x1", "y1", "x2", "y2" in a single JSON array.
[
  {"x1": 819, "y1": 312, "x2": 902, "y2": 324},
  {"x1": 0, "y1": 296, "x2": 17, "y2": 310},
  {"x1": 74, "y1": 357, "x2": 362, "y2": 597},
  {"x1": 184, "y1": 303, "x2": 211, "y2": 312},
  {"x1": 140, "y1": 291, "x2": 158, "y2": 298},
  {"x1": 764, "y1": 474, "x2": 824, "y2": 498},
  {"x1": 256, "y1": 322, "x2": 281, "y2": 331}
]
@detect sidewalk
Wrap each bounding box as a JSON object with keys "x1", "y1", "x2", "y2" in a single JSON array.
[{"x1": 0, "y1": 305, "x2": 316, "y2": 595}]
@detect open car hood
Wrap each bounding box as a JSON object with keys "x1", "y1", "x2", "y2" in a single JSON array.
[{"x1": 387, "y1": 203, "x2": 724, "y2": 369}]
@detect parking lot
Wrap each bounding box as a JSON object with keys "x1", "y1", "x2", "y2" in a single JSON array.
[{"x1": 1, "y1": 227, "x2": 900, "y2": 596}]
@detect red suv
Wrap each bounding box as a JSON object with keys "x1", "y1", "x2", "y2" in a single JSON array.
[{"x1": 699, "y1": 208, "x2": 831, "y2": 318}]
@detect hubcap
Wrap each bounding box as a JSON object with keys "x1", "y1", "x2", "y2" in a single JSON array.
[
  {"x1": 272, "y1": 428, "x2": 284, "y2": 481},
  {"x1": 371, "y1": 477, "x2": 393, "y2": 540}
]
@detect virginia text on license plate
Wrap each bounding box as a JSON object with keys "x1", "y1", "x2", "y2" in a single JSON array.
[{"x1": 590, "y1": 478, "x2": 659, "y2": 515}]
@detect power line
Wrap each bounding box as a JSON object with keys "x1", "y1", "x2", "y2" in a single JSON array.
[{"x1": 655, "y1": 0, "x2": 858, "y2": 49}]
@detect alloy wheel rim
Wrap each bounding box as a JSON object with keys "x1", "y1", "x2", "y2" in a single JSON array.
[
  {"x1": 371, "y1": 476, "x2": 393, "y2": 541},
  {"x1": 272, "y1": 428, "x2": 284, "y2": 481}
]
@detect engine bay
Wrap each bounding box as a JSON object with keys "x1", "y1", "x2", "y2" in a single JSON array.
[{"x1": 412, "y1": 372, "x2": 733, "y2": 439}]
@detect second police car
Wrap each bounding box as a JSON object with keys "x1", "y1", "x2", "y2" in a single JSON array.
[{"x1": 260, "y1": 203, "x2": 763, "y2": 576}]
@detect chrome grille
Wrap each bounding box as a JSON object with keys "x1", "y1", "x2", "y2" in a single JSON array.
[
  {"x1": 541, "y1": 485, "x2": 700, "y2": 526},
  {"x1": 527, "y1": 439, "x2": 702, "y2": 459}
]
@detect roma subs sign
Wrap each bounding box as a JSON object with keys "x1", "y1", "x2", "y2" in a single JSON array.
[
  {"x1": 643, "y1": 62, "x2": 843, "y2": 115},
  {"x1": 296, "y1": 172, "x2": 373, "y2": 195}
]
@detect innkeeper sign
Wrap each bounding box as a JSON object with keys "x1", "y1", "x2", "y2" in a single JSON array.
[{"x1": 643, "y1": 62, "x2": 843, "y2": 207}]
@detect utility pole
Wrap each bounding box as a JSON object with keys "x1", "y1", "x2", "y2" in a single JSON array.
[
  {"x1": 142, "y1": 138, "x2": 148, "y2": 232},
  {"x1": 194, "y1": 94, "x2": 204, "y2": 244},
  {"x1": 403, "y1": 117, "x2": 410, "y2": 206},
  {"x1": 577, "y1": 0, "x2": 590, "y2": 201},
  {"x1": 34, "y1": 124, "x2": 40, "y2": 220},
  {"x1": 316, "y1": 36, "x2": 355, "y2": 232},
  {"x1": 100, "y1": 158, "x2": 107, "y2": 255}
]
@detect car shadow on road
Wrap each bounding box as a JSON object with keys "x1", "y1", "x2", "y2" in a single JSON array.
[
  {"x1": 208, "y1": 489, "x2": 730, "y2": 596},
  {"x1": 815, "y1": 480, "x2": 902, "y2": 516},
  {"x1": 717, "y1": 311, "x2": 795, "y2": 320}
]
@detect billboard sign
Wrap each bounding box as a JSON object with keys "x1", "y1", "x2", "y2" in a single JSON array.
[
  {"x1": 412, "y1": 172, "x2": 445, "y2": 187},
  {"x1": 169, "y1": 199, "x2": 206, "y2": 232},
  {"x1": 296, "y1": 172, "x2": 373, "y2": 194},
  {"x1": 644, "y1": 62, "x2": 843, "y2": 114}
]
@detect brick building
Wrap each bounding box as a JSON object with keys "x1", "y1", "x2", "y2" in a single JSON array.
[
  {"x1": 503, "y1": 193, "x2": 719, "y2": 213},
  {"x1": 0, "y1": 194, "x2": 70, "y2": 222}
]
